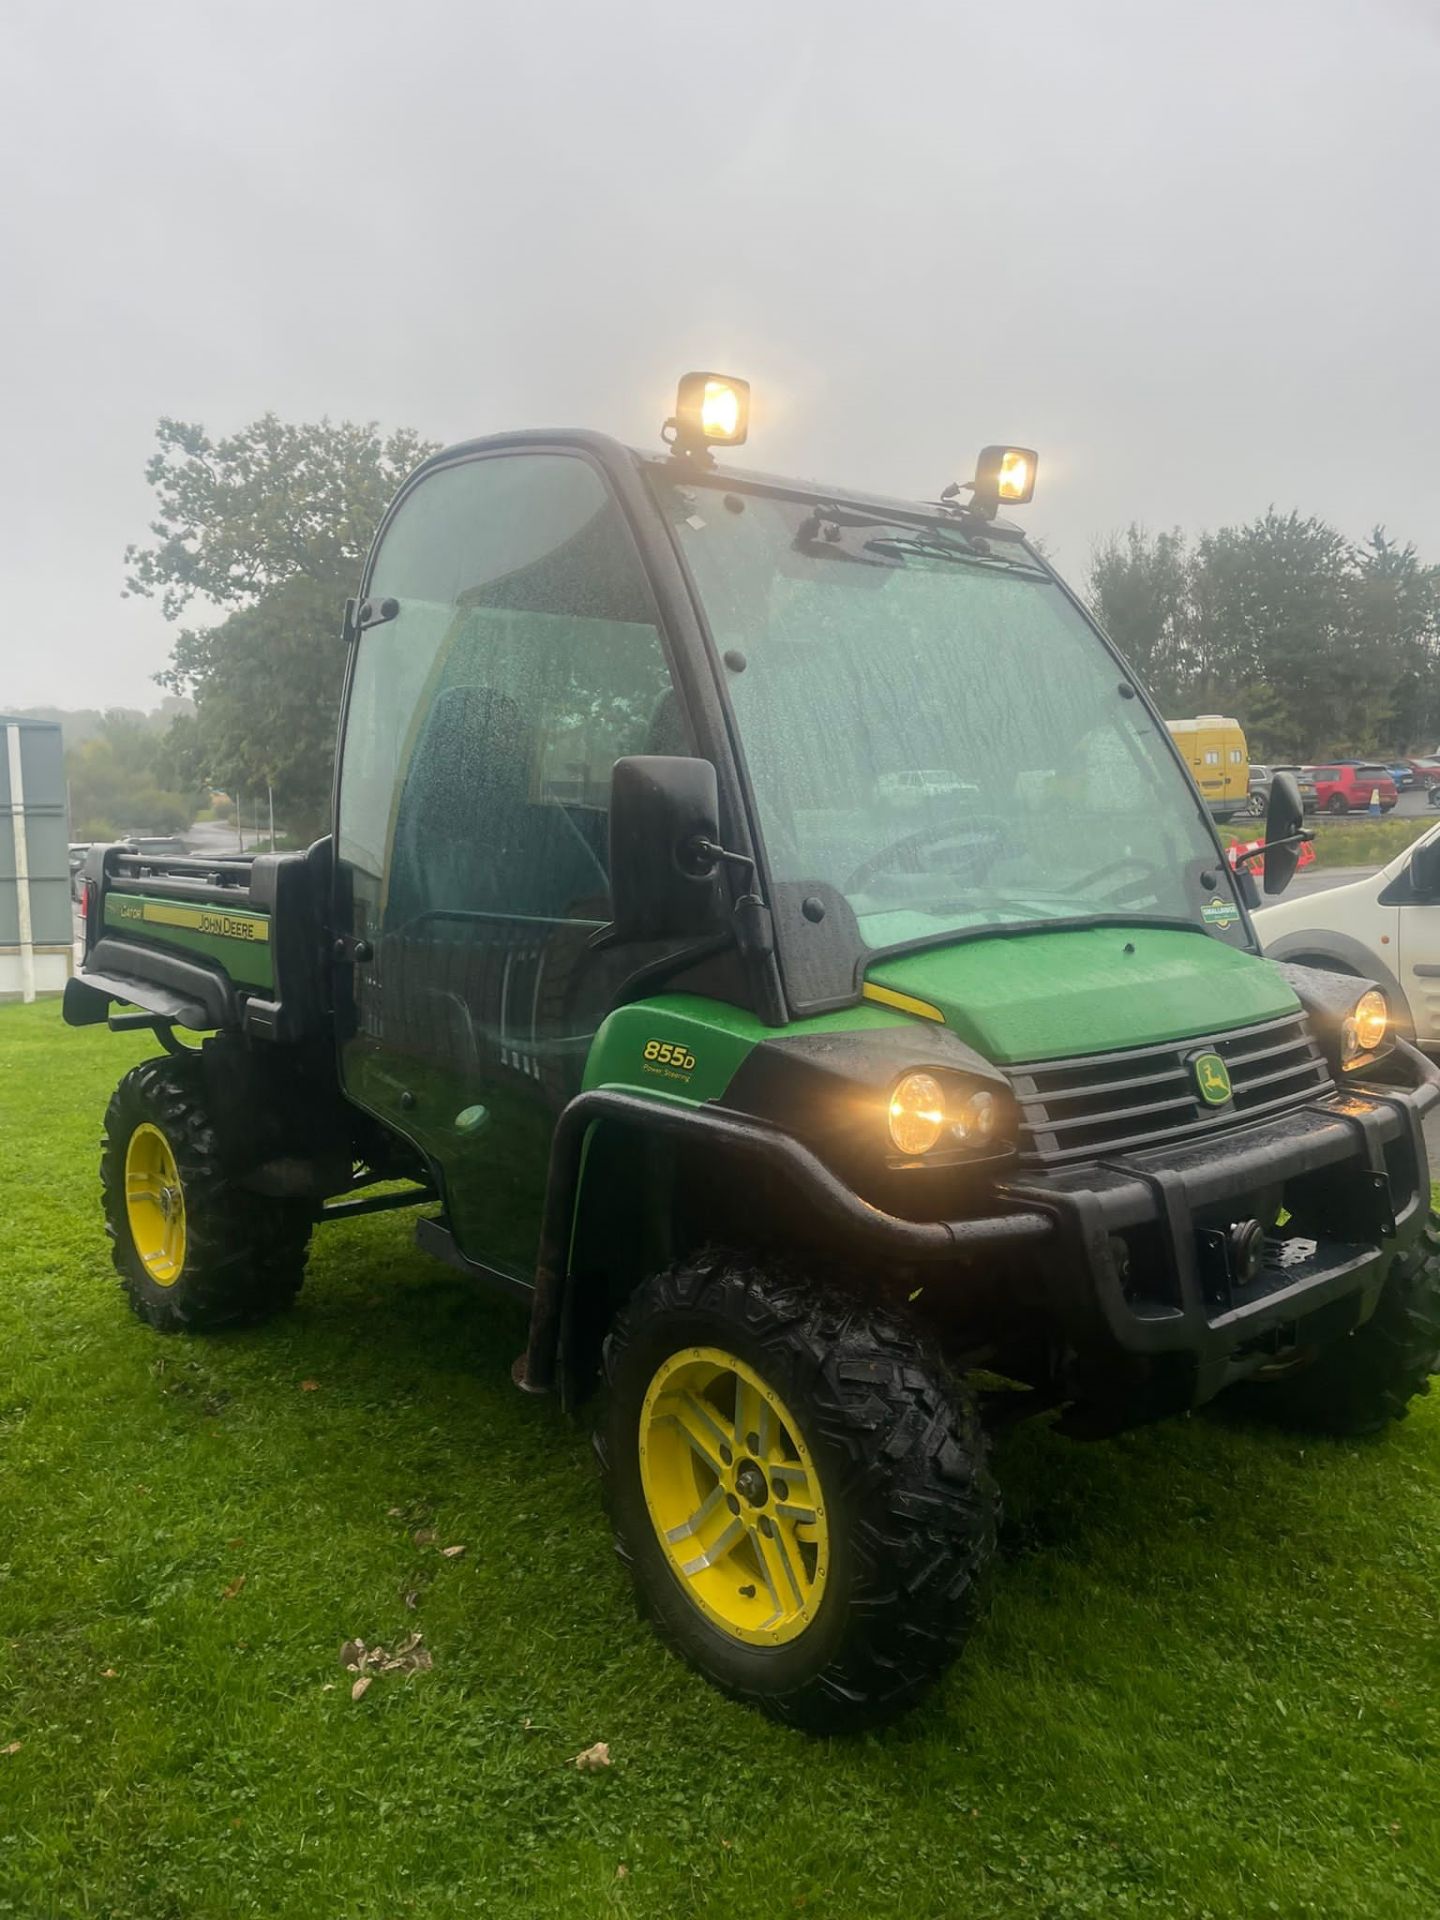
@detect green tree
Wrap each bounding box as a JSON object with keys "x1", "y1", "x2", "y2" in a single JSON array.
[
  {"x1": 1348, "y1": 529, "x2": 1440, "y2": 753},
  {"x1": 1088, "y1": 508, "x2": 1440, "y2": 761},
  {"x1": 67, "y1": 711, "x2": 196, "y2": 840},
  {"x1": 1086, "y1": 525, "x2": 1195, "y2": 711},
  {"x1": 125, "y1": 414, "x2": 438, "y2": 838}
]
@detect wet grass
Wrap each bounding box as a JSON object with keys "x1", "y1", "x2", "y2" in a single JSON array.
[{"x1": 2, "y1": 999, "x2": 1439, "y2": 1918}]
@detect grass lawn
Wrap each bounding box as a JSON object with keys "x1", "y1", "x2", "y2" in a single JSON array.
[{"x1": 2, "y1": 1000, "x2": 1439, "y2": 1919}]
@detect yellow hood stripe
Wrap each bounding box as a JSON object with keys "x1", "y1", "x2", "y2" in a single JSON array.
[{"x1": 862, "y1": 981, "x2": 944, "y2": 1023}]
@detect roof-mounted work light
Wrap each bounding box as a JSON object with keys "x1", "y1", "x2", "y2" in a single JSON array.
[
  {"x1": 944, "y1": 445, "x2": 1039, "y2": 520},
  {"x1": 663, "y1": 372, "x2": 751, "y2": 460}
]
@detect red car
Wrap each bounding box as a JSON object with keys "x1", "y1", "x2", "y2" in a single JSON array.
[{"x1": 1309, "y1": 762, "x2": 1397, "y2": 814}]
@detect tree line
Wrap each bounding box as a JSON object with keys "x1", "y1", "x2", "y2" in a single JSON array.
[
  {"x1": 87, "y1": 418, "x2": 1440, "y2": 843},
  {"x1": 1086, "y1": 514, "x2": 1440, "y2": 761}
]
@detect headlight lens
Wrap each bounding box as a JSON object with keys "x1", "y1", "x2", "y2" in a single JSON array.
[
  {"x1": 888, "y1": 1072, "x2": 947, "y2": 1155},
  {"x1": 1342, "y1": 987, "x2": 1389, "y2": 1066},
  {"x1": 887, "y1": 1076, "x2": 1007, "y2": 1154}
]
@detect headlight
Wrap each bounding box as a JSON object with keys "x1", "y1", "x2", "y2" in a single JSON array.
[
  {"x1": 1342, "y1": 988, "x2": 1389, "y2": 1067},
  {"x1": 889, "y1": 1072, "x2": 947, "y2": 1155},
  {"x1": 887, "y1": 1075, "x2": 1008, "y2": 1156}
]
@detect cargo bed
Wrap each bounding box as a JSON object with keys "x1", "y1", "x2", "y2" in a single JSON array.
[{"x1": 65, "y1": 839, "x2": 332, "y2": 1043}]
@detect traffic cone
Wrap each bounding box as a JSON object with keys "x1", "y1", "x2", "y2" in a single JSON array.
[{"x1": 1369, "y1": 786, "x2": 1382, "y2": 817}]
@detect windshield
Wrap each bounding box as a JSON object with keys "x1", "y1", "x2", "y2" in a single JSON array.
[{"x1": 658, "y1": 481, "x2": 1223, "y2": 952}]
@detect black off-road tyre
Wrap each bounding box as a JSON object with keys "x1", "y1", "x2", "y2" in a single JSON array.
[
  {"x1": 1231, "y1": 1217, "x2": 1440, "y2": 1436},
  {"x1": 101, "y1": 1055, "x2": 312, "y2": 1332},
  {"x1": 597, "y1": 1252, "x2": 998, "y2": 1733}
]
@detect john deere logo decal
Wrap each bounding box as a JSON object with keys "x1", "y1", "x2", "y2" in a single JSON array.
[{"x1": 1191, "y1": 1051, "x2": 1232, "y2": 1106}]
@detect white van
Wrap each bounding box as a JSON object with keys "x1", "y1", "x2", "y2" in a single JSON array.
[{"x1": 1254, "y1": 821, "x2": 1440, "y2": 1045}]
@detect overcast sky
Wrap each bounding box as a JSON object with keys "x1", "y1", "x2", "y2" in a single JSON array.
[{"x1": 2, "y1": 0, "x2": 1437, "y2": 711}]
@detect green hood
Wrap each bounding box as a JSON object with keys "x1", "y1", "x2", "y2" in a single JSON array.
[{"x1": 865, "y1": 926, "x2": 1299, "y2": 1064}]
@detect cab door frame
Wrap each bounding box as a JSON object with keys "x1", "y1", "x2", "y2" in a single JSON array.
[{"x1": 327, "y1": 432, "x2": 782, "y2": 1284}]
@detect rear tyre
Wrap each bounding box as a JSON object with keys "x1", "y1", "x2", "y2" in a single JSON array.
[
  {"x1": 101, "y1": 1055, "x2": 312, "y2": 1331},
  {"x1": 597, "y1": 1252, "x2": 998, "y2": 1732},
  {"x1": 1246, "y1": 791, "x2": 1267, "y2": 817},
  {"x1": 1327, "y1": 793, "x2": 1349, "y2": 814},
  {"x1": 1229, "y1": 1217, "x2": 1440, "y2": 1436}
]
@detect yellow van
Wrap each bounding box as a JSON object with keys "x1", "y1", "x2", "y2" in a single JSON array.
[{"x1": 1165, "y1": 715, "x2": 1248, "y2": 822}]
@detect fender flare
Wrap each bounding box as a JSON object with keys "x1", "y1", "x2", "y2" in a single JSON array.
[
  {"x1": 1263, "y1": 930, "x2": 1415, "y2": 1035},
  {"x1": 517, "y1": 1088, "x2": 1053, "y2": 1400}
]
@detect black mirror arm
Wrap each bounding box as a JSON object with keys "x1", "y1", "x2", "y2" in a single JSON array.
[
  {"x1": 1231, "y1": 829, "x2": 1314, "y2": 871},
  {"x1": 687, "y1": 837, "x2": 775, "y2": 966},
  {"x1": 688, "y1": 835, "x2": 755, "y2": 882}
]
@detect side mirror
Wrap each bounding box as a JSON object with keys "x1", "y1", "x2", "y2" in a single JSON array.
[
  {"x1": 609, "y1": 756, "x2": 725, "y2": 942},
  {"x1": 1263, "y1": 771, "x2": 1305, "y2": 896},
  {"x1": 1410, "y1": 837, "x2": 1440, "y2": 900}
]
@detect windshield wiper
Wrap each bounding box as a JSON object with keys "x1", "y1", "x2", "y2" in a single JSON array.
[
  {"x1": 861, "y1": 534, "x2": 1050, "y2": 578},
  {"x1": 793, "y1": 503, "x2": 1045, "y2": 577}
]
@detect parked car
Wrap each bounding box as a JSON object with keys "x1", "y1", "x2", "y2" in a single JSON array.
[
  {"x1": 1247, "y1": 764, "x2": 1317, "y2": 816},
  {"x1": 876, "y1": 769, "x2": 979, "y2": 809},
  {"x1": 1387, "y1": 763, "x2": 1417, "y2": 792},
  {"x1": 67, "y1": 842, "x2": 92, "y2": 901},
  {"x1": 1308, "y1": 763, "x2": 1397, "y2": 815},
  {"x1": 1405, "y1": 757, "x2": 1440, "y2": 790},
  {"x1": 1256, "y1": 820, "x2": 1440, "y2": 1047},
  {"x1": 119, "y1": 834, "x2": 190, "y2": 860}
]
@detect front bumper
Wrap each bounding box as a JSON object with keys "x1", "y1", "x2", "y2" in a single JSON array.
[{"x1": 1002, "y1": 1041, "x2": 1439, "y2": 1410}]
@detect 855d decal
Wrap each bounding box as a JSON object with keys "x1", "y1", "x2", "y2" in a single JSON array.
[{"x1": 642, "y1": 1039, "x2": 697, "y2": 1082}]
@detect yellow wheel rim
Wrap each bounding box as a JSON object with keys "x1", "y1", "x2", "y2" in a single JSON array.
[
  {"x1": 639, "y1": 1346, "x2": 830, "y2": 1646},
  {"x1": 124, "y1": 1122, "x2": 187, "y2": 1286}
]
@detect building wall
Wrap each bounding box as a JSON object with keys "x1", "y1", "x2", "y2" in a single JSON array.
[{"x1": 1, "y1": 716, "x2": 73, "y2": 1000}]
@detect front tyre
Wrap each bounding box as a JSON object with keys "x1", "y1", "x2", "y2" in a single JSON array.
[
  {"x1": 1230, "y1": 1217, "x2": 1440, "y2": 1435},
  {"x1": 598, "y1": 1254, "x2": 998, "y2": 1732},
  {"x1": 101, "y1": 1056, "x2": 312, "y2": 1331}
]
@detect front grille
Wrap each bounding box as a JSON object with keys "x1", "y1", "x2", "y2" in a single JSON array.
[{"x1": 1012, "y1": 1013, "x2": 1332, "y2": 1167}]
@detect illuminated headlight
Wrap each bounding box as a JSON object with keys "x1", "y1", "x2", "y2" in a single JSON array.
[
  {"x1": 1341, "y1": 988, "x2": 1389, "y2": 1067},
  {"x1": 887, "y1": 1075, "x2": 1007, "y2": 1156},
  {"x1": 889, "y1": 1072, "x2": 947, "y2": 1156}
]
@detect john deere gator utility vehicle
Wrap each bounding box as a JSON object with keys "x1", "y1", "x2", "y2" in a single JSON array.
[{"x1": 68, "y1": 375, "x2": 1440, "y2": 1730}]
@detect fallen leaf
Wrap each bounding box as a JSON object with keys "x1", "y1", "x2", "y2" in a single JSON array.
[
  {"x1": 101, "y1": 1668, "x2": 119, "y2": 1679},
  {"x1": 440, "y1": 1544, "x2": 466, "y2": 1559},
  {"x1": 321, "y1": 1683, "x2": 335, "y2": 1692},
  {"x1": 573, "y1": 1740, "x2": 611, "y2": 1772},
  {"x1": 226, "y1": 1537, "x2": 244, "y2": 1551},
  {"x1": 402, "y1": 1590, "x2": 420, "y2": 1611},
  {"x1": 340, "y1": 1639, "x2": 366, "y2": 1669},
  {"x1": 386, "y1": 1507, "x2": 403, "y2": 1518},
  {"x1": 300, "y1": 1380, "x2": 320, "y2": 1392},
  {"x1": 413, "y1": 1528, "x2": 437, "y2": 1547},
  {"x1": 351, "y1": 1675, "x2": 372, "y2": 1701},
  {"x1": 2, "y1": 1741, "x2": 21, "y2": 1756},
  {"x1": 615, "y1": 1864, "x2": 629, "y2": 1880},
  {"x1": 221, "y1": 1574, "x2": 246, "y2": 1601}
]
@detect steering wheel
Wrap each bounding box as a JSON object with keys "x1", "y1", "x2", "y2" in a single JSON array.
[{"x1": 843, "y1": 816, "x2": 1008, "y2": 895}]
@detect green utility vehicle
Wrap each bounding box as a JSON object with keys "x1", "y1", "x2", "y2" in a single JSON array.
[{"x1": 68, "y1": 376, "x2": 1440, "y2": 1730}]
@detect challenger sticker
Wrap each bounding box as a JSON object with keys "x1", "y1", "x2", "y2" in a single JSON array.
[{"x1": 1201, "y1": 895, "x2": 1238, "y2": 930}]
